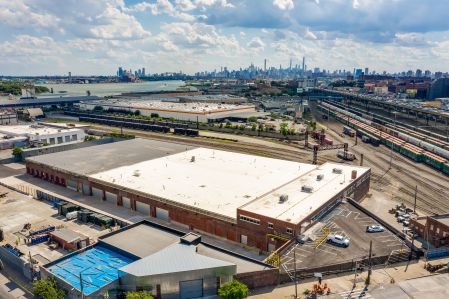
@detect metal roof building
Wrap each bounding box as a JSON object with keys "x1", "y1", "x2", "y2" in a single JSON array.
[
  {"x1": 0, "y1": 96, "x2": 99, "y2": 108},
  {"x1": 42, "y1": 221, "x2": 276, "y2": 299}
]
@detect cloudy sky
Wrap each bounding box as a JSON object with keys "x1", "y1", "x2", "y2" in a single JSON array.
[{"x1": 1, "y1": 0, "x2": 449, "y2": 76}]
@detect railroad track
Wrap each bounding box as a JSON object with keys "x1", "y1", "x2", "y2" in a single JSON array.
[
  {"x1": 311, "y1": 105, "x2": 448, "y2": 215},
  {"x1": 89, "y1": 125, "x2": 315, "y2": 163}
]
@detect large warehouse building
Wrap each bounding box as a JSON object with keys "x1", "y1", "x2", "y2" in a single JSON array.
[
  {"x1": 78, "y1": 98, "x2": 258, "y2": 122},
  {"x1": 26, "y1": 138, "x2": 371, "y2": 252}
]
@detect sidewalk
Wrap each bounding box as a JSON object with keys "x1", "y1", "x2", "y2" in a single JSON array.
[{"x1": 249, "y1": 258, "x2": 449, "y2": 298}]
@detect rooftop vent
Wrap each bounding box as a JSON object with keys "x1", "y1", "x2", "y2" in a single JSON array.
[
  {"x1": 317, "y1": 174, "x2": 324, "y2": 181},
  {"x1": 180, "y1": 232, "x2": 202, "y2": 245},
  {"x1": 190, "y1": 156, "x2": 195, "y2": 162},
  {"x1": 301, "y1": 185, "x2": 314, "y2": 193},
  {"x1": 333, "y1": 168, "x2": 343, "y2": 174},
  {"x1": 279, "y1": 194, "x2": 289, "y2": 203}
]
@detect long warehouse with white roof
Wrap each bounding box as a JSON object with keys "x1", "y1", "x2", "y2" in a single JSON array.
[{"x1": 25, "y1": 138, "x2": 371, "y2": 252}]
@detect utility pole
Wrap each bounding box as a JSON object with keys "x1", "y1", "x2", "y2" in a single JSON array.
[
  {"x1": 80, "y1": 273, "x2": 84, "y2": 299},
  {"x1": 413, "y1": 185, "x2": 418, "y2": 214},
  {"x1": 353, "y1": 260, "x2": 358, "y2": 288},
  {"x1": 360, "y1": 153, "x2": 364, "y2": 166},
  {"x1": 367, "y1": 241, "x2": 373, "y2": 284},
  {"x1": 293, "y1": 250, "x2": 298, "y2": 299}
]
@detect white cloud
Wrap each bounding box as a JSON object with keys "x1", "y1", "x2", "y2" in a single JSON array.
[
  {"x1": 176, "y1": 0, "x2": 196, "y2": 11},
  {"x1": 0, "y1": 35, "x2": 67, "y2": 58},
  {"x1": 89, "y1": 6, "x2": 150, "y2": 40},
  {"x1": 273, "y1": 0, "x2": 294, "y2": 10},
  {"x1": 0, "y1": 0, "x2": 60, "y2": 30},
  {"x1": 247, "y1": 37, "x2": 265, "y2": 48}
]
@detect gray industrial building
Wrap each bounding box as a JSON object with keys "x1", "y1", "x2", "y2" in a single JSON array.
[{"x1": 42, "y1": 221, "x2": 276, "y2": 299}]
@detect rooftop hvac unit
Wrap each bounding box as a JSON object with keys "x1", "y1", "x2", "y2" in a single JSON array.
[
  {"x1": 190, "y1": 156, "x2": 195, "y2": 162},
  {"x1": 279, "y1": 194, "x2": 289, "y2": 203},
  {"x1": 317, "y1": 174, "x2": 324, "y2": 181},
  {"x1": 301, "y1": 185, "x2": 314, "y2": 193},
  {"x1": 333, "y1": 168, "x2": 343, "y2": 174}
]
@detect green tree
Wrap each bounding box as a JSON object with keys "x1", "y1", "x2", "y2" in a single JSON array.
[
  {"x1": 280, "y1": 122, "x2": 289, "y2": 136},
  {"x1": 126, "y1": 291, "x2": 154, "y2": 299},
  {"x1": 251, "y1": 124, "x2": 257, "y2": 131},
  {"x1": 218, "y1": 280, "x2": 249, "y2": 299},
  {"x1": 247, "y1": 116, "x2": 257, "y2": 123},
  {"x1": 33, "y1": 278, "x2": 65, "y2": 299},
  {"x1": 12, "y1": 146, "x2": 23, "y2": 157}
]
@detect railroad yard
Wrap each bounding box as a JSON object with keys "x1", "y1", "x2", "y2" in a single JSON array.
[{"x1": 78, "y1": 107, "x2": 449, "y2": 218}]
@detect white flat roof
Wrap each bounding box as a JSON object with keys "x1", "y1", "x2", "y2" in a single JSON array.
[
  {"x1": 0, "y1": 124, "x2": 82, "y2": 136},
  {"x1": 240, "y1": 163, "x2": 370, "y2": 224},
  {"x1": 90, "y1": 148, "x2": 314, "y2": 220},
  {"x1": 86, "y1": 99, "x2": 254, "y2": 114}
]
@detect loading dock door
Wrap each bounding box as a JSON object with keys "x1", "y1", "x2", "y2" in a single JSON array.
[
  {"x1": 136, "y1": 201, "x2": 150, "y2": 215},
  {"x1": 122, "y1": 197, "x2": 131, "y2": 209},
  {"x1": 180, "y1": 279, "x2": 203, "y2": 299},
  {"x1": 82, "y1": 184, "x2": 90, "y2": 195},
  {"x1": 67, "y1": 179, "x2": 77, "y2": 191},
  {"x1": 156, "y1": 207, "x2": 169, "y2": 221},
  {"x1": 105, "y1": 191, "x2": 117, "y2": 204},
  {"x1": 92, "y1": 187, "x2": 103, "y2": 199}
]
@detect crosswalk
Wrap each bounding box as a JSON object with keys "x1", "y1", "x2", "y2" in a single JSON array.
[{"x1": 333, "y1": 288, "x2": 373, "y2": 299}]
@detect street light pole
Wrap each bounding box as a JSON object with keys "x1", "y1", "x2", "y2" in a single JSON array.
[
  {"x1": 389, "y1": 112, "x2": 397, "y2": 169},
  {"x1": 80, "y1": 273, "x2": 84, "y2": 299}
]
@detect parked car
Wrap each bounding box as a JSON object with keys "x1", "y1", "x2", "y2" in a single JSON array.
[
  {"x1": 403, "y1": 220, "x2": 410, "y2": 226},
  {"x1": 366, "y1": 225, "x2": 385, "y2": 233},
  {"x1": 296, "y1": 235, "x2": 308, "y2": 244},
  {"x1": 327, "y1": 234, "x2": 350, "y2": 247},
  {"x1": 397, "y1": 216, "x2": 405, "y2": 223}
]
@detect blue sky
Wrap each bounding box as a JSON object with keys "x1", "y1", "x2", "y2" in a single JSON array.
[{"x1": 1, "y1": 0, "x2": 449, "y2": 75}]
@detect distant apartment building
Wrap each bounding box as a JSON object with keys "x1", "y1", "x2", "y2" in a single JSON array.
[{"x1": 428, "y1": 78, "x2": 449, "y2": 100}]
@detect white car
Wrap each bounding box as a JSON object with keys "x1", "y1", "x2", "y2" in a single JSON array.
[
  {"x1": 327, "y1": 234, "x2": 350, "y2": 247},
  {"x1": 366, "y1": 225, "x2": 385, "y2": 233}
]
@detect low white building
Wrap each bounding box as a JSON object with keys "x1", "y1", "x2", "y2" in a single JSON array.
[
  {"x1": 0, "y1": 124, "x2": 86, "y2": 146},
  {"x1": 80, "y1": 99, "x2": 258, "y2": 122}
]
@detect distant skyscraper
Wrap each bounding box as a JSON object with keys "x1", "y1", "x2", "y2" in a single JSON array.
[
  {"x1": 302, "y1": 57, "x2": 305, "y2": 71},
  {"x1": 364, "y1": 67, "x2": 369, "y2": 75},
  {"x1": 264, "y1": 59, "x2": 267, "y2": 71},
  {"x1": 289, "y1": 58, "x2": 292, "y2": 70},
  {"x1": 68, "y1": 72, "x2": 72, "y2": 83},
  {"x1": 354, "y1": 69, "x2": 363, "y2": 78},
  {"x1": 142, "y1": 67, "x2": 146, "y2": 76},
  {"x1": 416, "y1": 69, "x2": 422, "y2": 77}
]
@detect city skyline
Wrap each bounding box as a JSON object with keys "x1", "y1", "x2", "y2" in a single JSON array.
[{"x1": 1, "y1": 0, "x2": 449, "y2": 76}]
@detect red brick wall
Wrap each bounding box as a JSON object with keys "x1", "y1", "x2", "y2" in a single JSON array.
[
  {"x1": 412, "y1": 216, "x2": 449, "y2": 247},
  {"x1": 234, "y1": 268, "x2": 279, "y2": 289},
  {"x1": 25, "y1": 162, "x2": 371, "y2": 252}
]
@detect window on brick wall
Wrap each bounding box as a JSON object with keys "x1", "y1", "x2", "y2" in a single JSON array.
[
  {"x1": 430, "y1": 224, "x2": 434, "y2": 231},
  {"x1": 268, "y1": 223, "x2": 274, "y2": 229},
  {"x1": 286, "y1": 228, "x2": 293, "y2": 235},
  {"x1": 436, "y1": 228, "x2": 440, "y2": 234},
  {"x1": 239, "y1": 215, "x2": 260, "y2": 225}
]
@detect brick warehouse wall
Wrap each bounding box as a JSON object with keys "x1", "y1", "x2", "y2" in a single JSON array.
[
  {"x1": 411, "y1": 216, "x2": 449, "y2": 248},
  {"x1": 234, "y1": 268, "x2": 279, "y2": 289},
  {"x1": 25, "y1": 161, "x2": 371, "y2": 252}
]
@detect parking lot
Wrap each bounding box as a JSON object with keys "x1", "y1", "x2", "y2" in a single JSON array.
[{"x1": 281, "y1": 202, "x2": 408, "y2": 274}]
